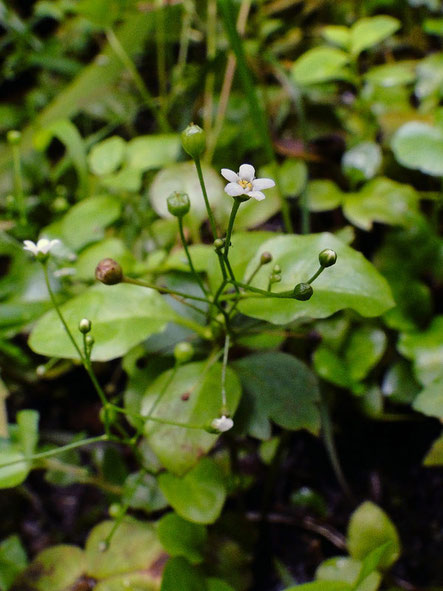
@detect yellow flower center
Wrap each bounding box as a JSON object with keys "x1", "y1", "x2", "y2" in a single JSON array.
[{"x1": 238, "y1": 179, "x2": 252, "y2": 191}]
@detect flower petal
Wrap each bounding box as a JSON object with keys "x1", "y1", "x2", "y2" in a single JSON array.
[
  {"x1": 253, "y1": 177, "x2": 275, "y2": 191},
  {"x1": 211, "y1": 416, "x2": 234, "y2": 432},
  {"x1": 248, "y1": 191, "x2": 266, "y2": 201},
  {"x1": 49, "y1": 239, "x2": 61, "y2": 250},
  {"x1": 23, "y1": 240, "x2": 38, "y2": 255},
  {"x1": 224, "y1": 182, "x2": 245, "y2": 196},
  {"x1": 221, "y1": 168, "x2": 239, "y2": 182},
  {"x1": 239, "y1": 164, "x2": 255, "y2": 182},
  {"x1": 37, "y1": 238, "x2": 51, "y2": 253}
]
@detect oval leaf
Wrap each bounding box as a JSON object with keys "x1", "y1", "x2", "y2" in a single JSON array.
[
  {"x1": 391, "y1": 121, "x2": 443, "y2": 177},
  {"x1": 292, "y1": 47, "x2": 350, "y2": 86}
]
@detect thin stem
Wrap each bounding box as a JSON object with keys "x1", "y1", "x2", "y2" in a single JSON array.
[
  {"x1": 107, "y1": 403, "x2": 207, "y2": 430},
  {"x1": 221, "y1": 333, "x2": 230, "y2": 408},
  {"x1": 123, "y1": 275, "x2": 210, "y2": 303},
  {"x1": 177, "y1": 217, "x2": 208, "y2": 296},
  {"x1": 44, "y1": 458, "x2": 122, "y2": 495},
  {"x1": 245, "y1": 259, "x2": 263, "y2": 285},
  {"x1": 144, "y1": 366, "x2": 178, "y2": 421},
  {"x1": 0, "y1": 435, "x2": 109, "y2": 470},
  {"x1": 307, "y1": 266, "x2": 324, "y2": 284},
  {"x1": 11, "y1": 142, "x2": 26, "y2": 226},
  {"x1": 43, "y1": 264, "x2": 84, "y2": 362},
  {"x1": 155, "y1": 0, "x2": 167, "y2": 116},
  {"x1": 194, "y1": 157, "x2": 218, "y2": 239},
  {"x1": 106, "y1": 28, "x2": 169, "y2": 133},
  {"x1": 223, "y1": 198, "x2": 241, "y2": 283},
  {"x1": 233, "y1": 281, "x2": 293, "y2": 298},
  {"x1": 203, "y1": 0, "x2": 217, "y2": 138}
]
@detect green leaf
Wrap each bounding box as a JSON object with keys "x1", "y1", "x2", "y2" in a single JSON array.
[
  {"x1": 342, "y1": 178, "x2": 420, "y2": 231},
  {"x1": 391, "y1": 122, "x2": 443, "y2": 177},
  {"x1": 412, "y1": 378, "x2": 443, "y2": 418},
  {"x1": 29, "y1": 284, "x2": 177, "y2": 361},
  {"x1": 350, "y1": 16, "x2": 401, "y2": 56},
  {"x1": 238, "y1": 233, "x2": 394, "y2": 324},
  {"x1": 126, "y1": 134, "x2": 180, "y2": 171},
  {"x1": 141, "y1": 361, "x2": 241, "y2": 474},
  {"x1": 306, "y1": 180, "x2": 343, "y2": 212},
  {"x1": 322, "y1": 25, "x2": 351, "y2": 49},
  {"x1": 423, "y1": 432, "x2": 443, "y2": 466},
  {"x1": 313, "y1": 346, "x2": 353, "y2": 388},
  {"x1": 75, "y1": 238, "x2": 136, "y2": 281},
  {"x1": 342, "y1": 142, "x2": 382, "y2": 183},
  {"x1": 292, "y1": 47, "x2": 350, "y2": 86},
  {"x1": 60, "y1": 195, "x2": 122, "y2": 251},
  {"x1": 94, "y1": 573, "x2": 160, "y2": 591},
  {"x1": 354, "y1": 543, "x2": 393, "y2": 589},
  {"x1": 0, "y1": 447, "x2": 28, "y2": 490},
  {"x1": 206, "y1": 578, "x2": 235, "y2": 591},
  {"x1": 122, "y1": 471, "x2": 167, "y2": 512},
  {"x1": 234, "y1": 352, "x2": 321, "y2": 437},
  {"x1": 10, "y1": 545, "x2": 86, "y2": 591},
  {"x1": 34, "y1": 119, "x2": 89, "y2": 197},
  {"x1": 161, "y1": 557, "x2": 207, "y2": 591},
  {"x1": 159, "y1": 458, "x2": 226, "y2": 524},
  {"x1": 89, "y1": 136, "x2": 126, "y2": 176},
  {"x1": 316, "y1": 557, "x2": 380, "y2": 591},
  {"x1": 85, "y1": 519, "x2": 164, "y2": 579},
  {"x1": 17, "y1": 410, "x2": 39, "y2": 458},
  {"x1": 344, "y1": 326, "x2": 387, "y2": 382},
  {"x1": 398, "y1": 316, "x2": 443, "y2": 386},
  {"x1": 0, "y1": 535, "x2": 27, "y2": 591},
  {"x1": 284, "y1": 583, "x2": 352, "y2": 591},
  {"x1": 347, "y1": 502, "x2": 401, "y2": 569},
  {"x1": 158, "y1": 513, "x2": 207, "y2": 564},
  {"x1": 365, "y1": 62, "x2": 416, "y2": 88}
]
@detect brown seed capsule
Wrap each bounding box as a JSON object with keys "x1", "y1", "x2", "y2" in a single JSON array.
[{"x1": 95, "y1": 258, "x2": 123, "y2": 285}]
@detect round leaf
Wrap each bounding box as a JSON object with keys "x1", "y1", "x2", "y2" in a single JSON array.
[
  {"x1": 158, "y1": 458, "x2": 226, "y2": 524},
  {"x1": 158, "y1": 513, "x2": 207, "y2": 564},
  {"x1": 29, "y1": 284, "x2": 177, "y2": 361},
  {"x1": 342, "y1": 142, "x2": 382, "y2": 183},
  {"x1": 238, "y1": 233, "x2": 394, "y2": 324},
  {"x1": 391, "y1": 122, "x2": 443, "y2": 176},
  {"x1": 141, "y1": 361, "x2": 242, "y2": 474},
  {"x1": 126, "y1": 134, "x2": 180, "y2": 171},
  {"x1": 292, "y1": 47, "x2": 350, "y2": 86},
  {"x1": 161, "y1": 557, "x2": 206, "y2": 591},
  {"x1": 88, "y1": 136, "x2": 126, "y2": 176}
]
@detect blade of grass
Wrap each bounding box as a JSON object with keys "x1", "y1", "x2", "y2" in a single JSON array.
[{"x1": 217, "y1": 0, "x2": 293, "y2": 233}]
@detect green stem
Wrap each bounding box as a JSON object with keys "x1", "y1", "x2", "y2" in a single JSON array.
[
  {"x1": 221, "y1": 333, "x2": 230, "y2": 409},
  {"x1": 232, "y1": 281, "x2": 293, "y2": 298},
  {"x1": 223, "y1": 198, "x2": 241, "y2": 284},
  {"x1": 11, "y1": 143, "x2": 26, "y2": 226},
  {"x1": 144, "y1": 365, "x2": 178, "y2": 421},
  {"x1": 43, "y1": 264, "x2": 84, "y2": 362},
  {"x1": 245, "y1": 260, "x2": 263, "y2": 285},
  {"x1": 106, "y1": 28, "x2": 169, "y2": 133},
  {"x1": 155, "y1": 0, "x2": 167, "y2": 116},
  {"x1": 307, "y1": 266, "x2": 324, "y2": 284},
  {"x1": 0, "y1": 435, "x2": 109, "y2": 470},
  {"x1": 44, "y1": 458, "x2": 122, "y2": 495},
  {"x1": 177, "y1": 217, "x2": 208, "y2": 296},
  {"x1": 194, "y1": 157, "x2": 218, "y2": 239},
  {"x1": 123, "y1": 275, "x2": 210, "y2": 303}
]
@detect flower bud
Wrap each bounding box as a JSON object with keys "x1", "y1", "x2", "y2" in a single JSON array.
[
  {"x1": 95, "y1": 258, "x2": 123, "y2": 285},
  {"x1": 167, "y1": 192, "x2": 190, "y2": 217},
  {"x1": 174, "y1": 341, "x2": 194, "y2": 364},
  {"x1": 85, "y1": 334, "x2": 95, "y2": 349},
  {"x1": 181, "y1": 123, "x2": 206, "y2": 158},
  {"x1": 7, "y1": 130, "x2": 21, "y2": 145},
  {"x1": 273, "y1": 264, "x2": 281, "y2": 274},
  {"x1": 79, "y1": 318, "x2": 92, "y2": 334},
  {"x1": 213, "y1": 238, "x2": 224, "y2": 250},
  {"x1": 260, "y1": 252, "x2": 273, "y2": 265},
  {"x1": 319, "y1": 248, "x2": 337, "y2": 268},
  {"x1": 293, "y1": 282, "x2": 313, "y2": 301},
  {"x1": 109, "y1": 503, "x2": 123, "y2": 518}
]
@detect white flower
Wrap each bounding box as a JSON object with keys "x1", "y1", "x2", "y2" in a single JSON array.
[
  {"x1": 221, "y1": 164, "x2": 275, "y2": 201},
  {"x1": 211, "y1": 415, "x2": 234, "y2": 433},
  {"x1": 23, "y1": 238, "x2": 60, "y2": 257}
]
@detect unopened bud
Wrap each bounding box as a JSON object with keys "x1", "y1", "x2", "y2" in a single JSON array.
[
  {"x1": 214, "y1": 238, "x2": 224, "y2": 250},
  {"x1": 293, "y1": 283, "x2": 313, "y2": 301},
  {"x1": 7, "y1": 130, "x2": 21, "y2": 145},
  {"x1": 95, "y1": 258, "x2": 123, "y2": 285},
  {"x1": 181, "y1": 123, "x2": 206, "y2": 159},
  {"x1": 174, "y1": 342, "x2": 194, "y2": 364},
  {"x1": 79, "y1": 318, "x2": 92, "y2": 334},
  {"x1": 319, "y1": 249, "x2": 337, "y2": 268},
  {"x1": 273, "y1": 264, "x2": 281, "y2": 274},
  {"x1": 85, "y1": 334, "x2": 94, "y2": 349},
  {"x1": 167, "y1": 192, "x2": 190, "y2": 217},
  {"x1": 260, "y1": 252, "x2": 273, "y2": 265}
]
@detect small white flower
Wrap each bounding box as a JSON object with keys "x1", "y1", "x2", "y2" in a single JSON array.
[
  {"x1": 221, "y1": 164, "x2": 275, "y2": 201},
  {"x1": 23, "y1": 238, "x2": 60, "y2": 257},
  {"x1": 211, "y1": 415, "x2": 234, "y2": 433}
]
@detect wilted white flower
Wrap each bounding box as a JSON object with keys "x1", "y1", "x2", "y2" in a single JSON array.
[
  {"x1": 211, "y1": 415, "x2": 234, "y2": 433},
  {"x1": 221, "y1": 164, "x2": 275, "y2": 201},
  {"x1": 23, "y1": 238, "x2": 60, "y2": 258}
]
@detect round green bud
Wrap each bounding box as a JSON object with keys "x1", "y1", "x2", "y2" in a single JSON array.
[
  {"x1": 85, "y1": 334, "x2": 95, "y2": 348},
  {"x1": 293, "y1": 282, "x2": 313, "y2": 301},
  {"x1": 167, "y1": 191, "x2": 190, "y2": 217},
  {"x1": 99, "y1": 405, "x2": 117, "y2": 426},
  {"x1": 319, "y1": 248, "x2": 337, "y2": 268},
  {"x1": 79, "y1": 318, "x2": 92, "y2": 334},
  {"x1": 273, "y1": 264, "x2": 281, "y2": 274},
  {"x1": 213, "y1": 238, "x2": 224, "y2": 250},
  {"x1": 181, "y1": 123, "x2": 206, "y2": 158},
  {"x1": 95, "y1": 258, "x2": 123, "y2": 285},
  {"x1": 174, "y1": 341, "x2": 194, "y2": 364},
  {"x1": 260, "y1": 252, "x2": 273, "y2": 265},
  {"x1": 7, "y1": 130, "x2": 21, "y2": 145},
  {"x1": 109, "y1": 503, "x2": 123, "y2": 518}
]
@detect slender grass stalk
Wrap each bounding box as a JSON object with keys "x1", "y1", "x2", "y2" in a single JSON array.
[
  {"x1": 194, "y1": 157, "x2": 218, "y2": 239},
  {"x1": 177, "y1": 217, "x2": 208, "y2": 296},
  {"x1": 218, "y1": 0, "x2": 293, "y2": 233},
  {"x1": 106, "y1": 28, "x2": 170, "y2": 132}
]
